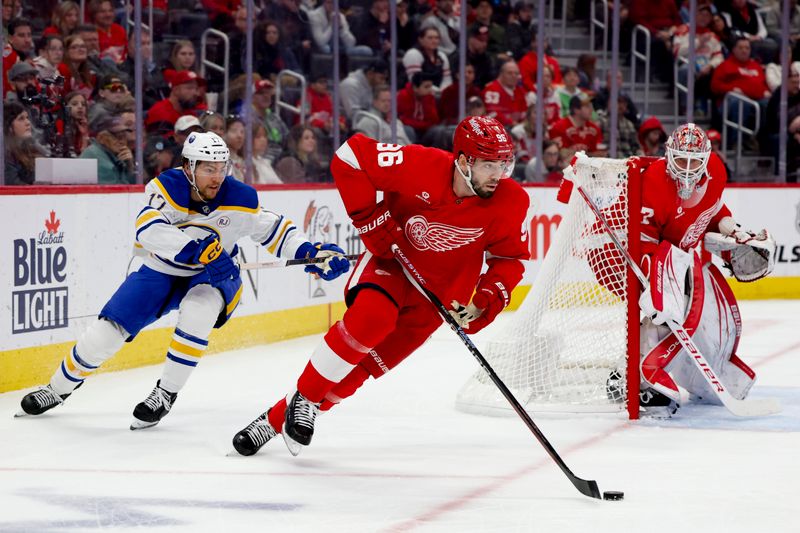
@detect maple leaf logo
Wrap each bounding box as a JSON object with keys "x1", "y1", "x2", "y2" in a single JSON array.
[{"x1": 45, "y1": 210, "x2": 60, "y2": 234}]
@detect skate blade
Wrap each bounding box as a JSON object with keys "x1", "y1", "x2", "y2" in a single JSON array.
[
  {"x1": 130, "y1": 418, "x2": 159, "y2": 430},
  {"x1": 14, "y1": 410, "x2": 31, "y2": 418},
  {"x1": 282, "y1": 432, "x2": 303, "y2": 457}
]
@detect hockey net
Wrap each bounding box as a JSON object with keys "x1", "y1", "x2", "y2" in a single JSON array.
[{"x1": 456, "y1": 154, "x2": 641, "y2": 419}]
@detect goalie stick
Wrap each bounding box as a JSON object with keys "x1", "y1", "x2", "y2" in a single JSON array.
[
  {"x1": 574, "y1": 186, "x2": 781, "y2": 417},
  {"x1": 240, "y1": 254, "x2": 360, "y2": 271},
  {"x1": 391, "y1": 244, "x2": 607, "y2": 500}
]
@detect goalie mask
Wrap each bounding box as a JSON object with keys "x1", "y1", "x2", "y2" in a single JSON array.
[
  {"x1": 452, "y1": 116, "x2": 515, "y2": 194},
  {"x1": 665, "y1": 123, "x2": 712, "y2": 200},
  {"x1": 182, "y1": 131, "x2": 231, "y2": 199}
]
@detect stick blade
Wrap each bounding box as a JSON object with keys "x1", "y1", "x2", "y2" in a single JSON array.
[
  {"x1": 724, "y1": 396, "x2": 782, "y2": 417},
  {"x1": 573, "y1": 477, "x2": 601, "y2": 499}
]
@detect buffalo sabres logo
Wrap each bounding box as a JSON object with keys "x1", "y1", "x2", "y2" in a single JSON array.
[{"x1": 404, "y1": 215, "x2": 483, "y2": 252}]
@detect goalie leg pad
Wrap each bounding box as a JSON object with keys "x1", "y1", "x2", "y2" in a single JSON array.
[{"x1": 639, "y1": 252, "x2": 706, "y2": 404}]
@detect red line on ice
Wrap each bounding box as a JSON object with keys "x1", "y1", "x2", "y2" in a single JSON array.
[{"x1": 381, "y1": 422, "x2": 631, "y2": 532}]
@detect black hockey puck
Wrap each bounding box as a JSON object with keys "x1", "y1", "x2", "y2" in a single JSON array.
[{"x1": 603, "y1": 491, "x2": 624, "y2": 501}]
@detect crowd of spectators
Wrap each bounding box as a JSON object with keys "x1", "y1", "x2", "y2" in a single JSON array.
[{"x1": 3, "y1": 0, "x2": 800, "y2": 186}]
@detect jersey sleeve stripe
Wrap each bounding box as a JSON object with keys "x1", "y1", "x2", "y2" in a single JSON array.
[
  {"x1": 260, "y1": 215, "x2": 284, "y2": 247},
  {"x1": 137, "y1": 205, "x2": 157, "y2": 218},
  {"x1": 136, "y1": 209, "x2": 165, "y2": 227},
  {"x1": 152, "y1": 178, "x2": 188, "y2": 214},
  {"x1": 335, "y1": 141, "x2": 361, "y2": 170},
  {"x1": 275, "y1": 226, "x2": 296, "y2": 258},
  {"x1": 135, "y1": 218, "x2": 168, "y2": 239},
  {"x1": 266, "y1": 219, "x2": 293, "y2": 255}
]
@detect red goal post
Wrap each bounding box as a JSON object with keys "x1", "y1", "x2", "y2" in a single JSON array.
[{"x1": 456, "y1": 154, "x2": 645, "y2": 419}]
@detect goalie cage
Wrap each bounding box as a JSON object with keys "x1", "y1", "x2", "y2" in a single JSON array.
[{"x1": 456, "y1": 154, "x2": 643, "y2": 419}]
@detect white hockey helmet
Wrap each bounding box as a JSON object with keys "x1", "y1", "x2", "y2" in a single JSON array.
[
  {"x1": 665, "y1": 123, "x2": 712, "y2": 200},
  {"x1": 182, "y1": 130, "x2": 231, "y2": 178}
]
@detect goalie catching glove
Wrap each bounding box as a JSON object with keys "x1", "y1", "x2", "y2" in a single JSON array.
[
  {"x1": 704, "y1": 219, "x2": 775, "y2": 282},
  {"x1": 295, "y1": 242, "x2": 351, "y2": 281},
  {"x1": 352, "y1": 201, "x2": 405, "y2": 259},
  {"x1": 449, "y1": 277, "x2": 510, "y2": 334}
]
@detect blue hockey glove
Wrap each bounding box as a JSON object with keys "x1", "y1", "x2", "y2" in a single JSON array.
[
  {"x1": 296, "y1": 242, "x2": 350, "y2": 281},
  {"x1": 183, "y1": 234, "x2": 239, "y2": 288}
]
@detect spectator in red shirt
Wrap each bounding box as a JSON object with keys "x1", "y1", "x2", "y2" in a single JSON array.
[
  {"x1": 710, "y1": 36, "x2": 771, "y2": 134},
  {"x1": 518, "y1": 35, "x2": 562, "y2": 92},
  {"x1": 305, "y1": 73, "x2": 345, "y2": 135},
  {"x1": 629, "y1": 0, "x2": 681, "y2": 85},
  {"x1": 483, "y1": 59, "x2": 527, "y2": 128},
  {"x1": 43, "y1": 1, "x2": 80, "y2": 37},
  {"x1": 549, "y1": 93, "x2": 604, "y2": 158},
  {"x1": 397, "y1": 71, "x2": 440, "y2": 139},
  {"x1": 89, "y1": 0, "x2": 127, "y2": 63},
  {"x1": 710, "y1": 37, "x2": 770, "y2": 103},
  {"x1": 438, "y1": 62, "x2": 482, "y2": 125},
  {"x1": 145, "y1": 70, "x2": 205, "y2": 134}
]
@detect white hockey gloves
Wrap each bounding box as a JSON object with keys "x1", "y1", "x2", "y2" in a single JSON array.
[
  {"x1": 705, "y1": 219, "x2": 776, "y2": 283},
  {"x1": 638, "y1": 242, "x2": 694, "y2": 326}
]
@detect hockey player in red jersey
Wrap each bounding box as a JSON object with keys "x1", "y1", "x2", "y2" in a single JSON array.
[
  {"x1": 613, "y1": 123, "x2": 776, "y2": 415},
  {"x1": 232, "y1": 116, "x2": 531, "y2": 455}
]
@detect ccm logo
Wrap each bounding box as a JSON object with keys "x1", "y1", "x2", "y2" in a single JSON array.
[{"x1": 357, "y1": 212, "x2": 390, "y2": 234}]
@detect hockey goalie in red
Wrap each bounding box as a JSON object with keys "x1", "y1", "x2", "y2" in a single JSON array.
[
  {"x1": 608, "y1": 123, "x2": 776, "y2": 415},
  {"x1": 232, "y1": 116, "x2": 530, "y2": 455}
]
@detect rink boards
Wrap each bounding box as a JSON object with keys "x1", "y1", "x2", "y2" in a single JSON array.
[{"x1": 2, "y1": 183, "x2": 799, "y2": 393}]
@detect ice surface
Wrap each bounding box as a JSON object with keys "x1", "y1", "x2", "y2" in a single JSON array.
[{"x1": 1, "y1": 301, "x2": 798, "y2": 532}]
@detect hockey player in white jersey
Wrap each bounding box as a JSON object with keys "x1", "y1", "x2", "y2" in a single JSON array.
[{"x1": 18, "y1": 132, "x2": 351, "y2": 429}]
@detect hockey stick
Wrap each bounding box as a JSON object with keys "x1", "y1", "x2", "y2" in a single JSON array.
[
  {"x1": 240, "y1": 254, "x2": 360, "y2": 271},
  {"x1": 575, "y1": 186, "x2": 781, "y2": 417},
  {"x1": 391, "y1": 244, "x2": 605, "y2": 500}
]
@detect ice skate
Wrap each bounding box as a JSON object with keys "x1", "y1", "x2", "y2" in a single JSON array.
[
  {"x1": 130, "y1": 380, "x2": 178, "y2": 430},
  {"x1": 17, "y1": 385, "x2": 73, "y2": 417},
  {"x1": 232, "y1": 411, "x2": 278, "y2": 456},
  {"x1": 283, "y1": 391, "x2": 321, "y2": 453}
]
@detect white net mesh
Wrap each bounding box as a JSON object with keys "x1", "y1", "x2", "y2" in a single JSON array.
[{"x1": 456, "y1": 155, "x2": 633, "y2": 415}]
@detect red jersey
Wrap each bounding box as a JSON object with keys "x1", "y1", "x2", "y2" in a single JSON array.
[
  {"x1": 331, "y1": 133, "x2": 530, "y2": 304},
  {"x1": 710, "y1": 56, "x2": 769, "y2": 102},
  {"x1": 482, "y1": 80, "x2": 527, "y2": 127},
  {"x1": 550, "y1": 116, "x2": 603, "y2": 151},
  {"x1": 518, "y1": 51, "x2": 563, "y2": 91},
  {"x1": 97, "y1": 23, "x2": 128, "y2": 63},
  {"x1": 639, "y1": 153, "x2": 732, "y2": 256}
]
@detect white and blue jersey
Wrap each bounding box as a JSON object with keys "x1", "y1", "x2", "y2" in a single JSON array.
[{"x1": 99, "y1": 168, "x2": 312, "y2": 338}]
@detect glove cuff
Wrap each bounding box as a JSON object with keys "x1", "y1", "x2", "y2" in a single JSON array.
[{"x1": 295, "y1": 241, "x2": 318, "y2": 260}]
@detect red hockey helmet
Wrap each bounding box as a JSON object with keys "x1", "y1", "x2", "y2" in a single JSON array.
[{"x1": 453, "y1": 115, "x2": 515, "y2": 164}]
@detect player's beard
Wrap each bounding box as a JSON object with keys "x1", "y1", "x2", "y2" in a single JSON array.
[{"x1": 472, "y1": 178, "x2": 498, "y2": 199}]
